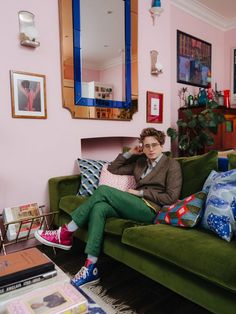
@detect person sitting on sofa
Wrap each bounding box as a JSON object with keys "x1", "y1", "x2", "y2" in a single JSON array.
[{"x1": 35, "y1": 127, "x2": 182, "y2": 288}]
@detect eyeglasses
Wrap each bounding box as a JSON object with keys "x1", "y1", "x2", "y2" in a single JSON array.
[{"x1": 143, "y1": 143, "x2": 160, "y2": 150}]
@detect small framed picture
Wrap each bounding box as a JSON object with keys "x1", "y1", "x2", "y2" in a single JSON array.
[
  {"x1": 146, "y1": 91, "x2": 163, "y2": 123},
  {"x1": 10, "y1": 70, "x2": 47, "y2": 119}
]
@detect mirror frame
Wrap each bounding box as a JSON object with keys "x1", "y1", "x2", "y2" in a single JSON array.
[{"x1": 72, "y1": 0, "x2": 132, "y2": 109}]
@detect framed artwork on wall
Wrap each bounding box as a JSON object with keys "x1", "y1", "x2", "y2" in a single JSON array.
[
  {"x1": 231, "y1": 47, "x2": 236, "y2": 105},
  {"x1": 10, "y1": 71, "x2": 47, "y2": 119},
  {"x1": 146, "y1": 91, "x2": 163, "y2": 123},
  {"x1": 177, "y1": 30, "x2": 212, "y2": 88}
]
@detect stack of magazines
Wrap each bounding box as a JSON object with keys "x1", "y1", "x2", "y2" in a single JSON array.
[
  {"x1": 0, "y1": 281, "x2": 88, "y2": 314},
  {"x1": 2, "y1": 203, "x2": 42, "y2": 241},
  {"x1": 0, "y1": 247, "x2": 57, "y2": 294}
]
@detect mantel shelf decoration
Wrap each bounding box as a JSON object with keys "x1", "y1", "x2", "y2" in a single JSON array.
[{"x1": 150, "y1": 50, "x2": 163, "y2": 76}]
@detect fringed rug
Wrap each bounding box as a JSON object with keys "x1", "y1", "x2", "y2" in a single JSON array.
[{"x1": 38, "y1": 240, "x2": 211, "y2": 314}]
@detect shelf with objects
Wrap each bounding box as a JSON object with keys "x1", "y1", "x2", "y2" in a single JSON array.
[{"x1": 0, "y1": 205, "x2": 58, "y2": 255}]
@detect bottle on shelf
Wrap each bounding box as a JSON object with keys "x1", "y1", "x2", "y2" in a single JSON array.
[
  {"x1": 223, "y1": 89, "x2": 230, "y2": 108},
  {"x1": 188, "y1": 94, "x2": 194, "y2": 106}
]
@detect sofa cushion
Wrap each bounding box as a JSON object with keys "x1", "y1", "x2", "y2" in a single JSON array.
[
  {"x1": 176, "y1": 150, "x2": 218, "y2": 199},
  {"x1": 104, "y1": 218, "x2": 144, "y2": 236},
  {"x1": 228, "y1": 153, "x2": 236, "y2": 170},
  {"x1": 201, "y1": 169, "x2": 236, "y2": 242},
  {"x1": 59, "y1": 195, "x2": 88, "y2": 215},
  {"x1": 77, "y1": 158, "x2": 107, "y2": 196},
  {"x1": 99, "y1": 164, "x2": 136, "y2": 191},
  {"x1": 122, "y1": 224, "x2": 236, "y2": 292},
  {"x1": 154, "y1": 191, "x2": 206, "y2": 227}
]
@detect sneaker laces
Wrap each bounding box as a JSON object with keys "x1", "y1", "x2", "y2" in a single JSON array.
[
  {"x1": 43, "y1": 228, "x2": 60, "y2": 239},
  {"x1": 73, "y1": 266, "x2": 88, "y2": 280}
]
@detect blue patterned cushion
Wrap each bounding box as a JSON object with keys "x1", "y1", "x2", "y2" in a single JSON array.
[
  {"x1": 77, "y1": 158, "x2": 107, "y2": 196},
  {"x1": 154, "y1": 191, "x2": 207, "y2": 227},
  {"x1": 202, "y1": 169, "x2": 236, "y2": 242}
]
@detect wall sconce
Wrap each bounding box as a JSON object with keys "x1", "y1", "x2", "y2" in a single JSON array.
[
  {"x1": 150, "y1": 0, "x2": 163, "y2": 25},
  {"x1": 150, "y1": 50, "x2": 163, "y2": 76},
  {"x1": 18, "y1": 11, "x2": 40, "y2": 48}
]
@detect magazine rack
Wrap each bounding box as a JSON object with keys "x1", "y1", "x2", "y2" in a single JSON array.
[{"x1": 0, "y1": 206, "x2": 58, "y2": 255}]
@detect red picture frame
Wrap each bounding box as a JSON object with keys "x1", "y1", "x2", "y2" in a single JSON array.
[{"x1": 146, "y1": 91, "x2": 163, "y2": 123}]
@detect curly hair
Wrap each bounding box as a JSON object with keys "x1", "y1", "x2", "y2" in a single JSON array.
[{"x1": 139, "y1": 128, "x2": 166, "y2": 145}]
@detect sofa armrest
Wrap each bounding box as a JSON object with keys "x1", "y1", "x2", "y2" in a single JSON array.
[{"x1": 48, "y1": 175, "x2": 81, "y2": 213}]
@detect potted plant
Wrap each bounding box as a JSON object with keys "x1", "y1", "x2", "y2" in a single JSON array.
[{"x1": 167, "y1": 101, "x2": 225, "y2": 156}]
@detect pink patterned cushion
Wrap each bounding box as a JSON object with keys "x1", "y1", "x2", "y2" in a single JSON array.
[{"x1": 99, "y1": 164, "x2": 136, "y2": 191}]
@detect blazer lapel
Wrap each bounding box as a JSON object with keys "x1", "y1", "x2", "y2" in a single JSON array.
[
  {"x1": 140, "y1": 154, "x2": 168, "y2": 183},
  {"x1": 135, "y1": 158, "x2": 148, "y2": 180}
]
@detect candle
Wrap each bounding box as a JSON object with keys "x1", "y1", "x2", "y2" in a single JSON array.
[{"x1": 152, "y1": 0, "x2": 161, "y2": 7}]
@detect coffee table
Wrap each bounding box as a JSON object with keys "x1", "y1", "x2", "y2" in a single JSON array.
[{"x1": 0, "y1": 264, "x2": 108, "y2": 313}]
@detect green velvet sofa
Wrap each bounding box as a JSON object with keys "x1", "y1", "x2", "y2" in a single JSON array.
[{"x1": 49, "y1": 151, "x2": 236, "y2": 314}]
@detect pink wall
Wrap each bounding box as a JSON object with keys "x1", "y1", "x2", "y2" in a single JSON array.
[
  {"x1": 170, "y1": 4, "x2": 225, "y2": 129},
  {"x1": 82, "y1": 68, "x2": 100, "y2": 83},
  {"x1": 224, "y1": 28, "x2": 236, "y2": 102},
  {"x1": 99, "y1": 64, "x2": 125, "y2": 101},
  {"x1": 1, "y1": 0, "x2": 235, "y2": 209},
  {"x1": 0, "y1": 0, "x2": 171, "y2": 209}
]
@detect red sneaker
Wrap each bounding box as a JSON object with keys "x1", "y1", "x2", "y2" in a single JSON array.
[{"x1": 34, "y1": 225, "x2": 73, "y2": 250}]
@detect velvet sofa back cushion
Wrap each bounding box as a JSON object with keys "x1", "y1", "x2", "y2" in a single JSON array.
[
  {"x1": 228, "y1": 153, "x2": 236, "y2": 170},
  {"x1": 176, "y1": 150, "x2": 218, "y2": 199}
]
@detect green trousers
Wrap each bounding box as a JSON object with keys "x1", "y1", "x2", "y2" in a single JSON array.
[{"x1": 71, "y1": 185, "x2": 156, "y2": 257}]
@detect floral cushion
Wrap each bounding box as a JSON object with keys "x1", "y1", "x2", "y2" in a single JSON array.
[
  {"x1": 201, "y1": 169, "x2": 236, "y2": 242},
  {"x1": 99, "y1": 164, "x2": 136, "y2": 191},
  {"x1": 77, "y1": 158, "x2": 108, "y2": 196},
  {"x1": 154, "y1": 191, "x2": 207, "y2": 227}
]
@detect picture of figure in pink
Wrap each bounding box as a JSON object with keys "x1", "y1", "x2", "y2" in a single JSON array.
[{"x1": 18, "y1": 80, "x2": 41, "y2": 111}]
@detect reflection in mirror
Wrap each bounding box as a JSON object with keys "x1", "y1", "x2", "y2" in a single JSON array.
[{"x1": 59, "y1": 0, "x2": 138, "y2": 120}]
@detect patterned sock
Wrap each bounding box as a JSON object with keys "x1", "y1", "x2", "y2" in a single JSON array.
[{"x1": 67, "y1": 220, "x2": 78, "y2": 232}]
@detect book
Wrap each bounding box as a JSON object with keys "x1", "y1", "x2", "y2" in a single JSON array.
[
  {"x1": 0, "y1": 269, "x2": 57, "y2": 295},
  {"x1": 1, "y1": 282, "x2": 88, "y2": 314},
  {"x1": 0, "y1": 248, "x2": 55, "y2": 287},
  {"x1": 2, "y1": 202, "x2": 42, "y2": 241}
]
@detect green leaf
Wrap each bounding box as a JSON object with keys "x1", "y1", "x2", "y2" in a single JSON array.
[
  {"x1": 208, "y1": 120, "x2": 217, "y2": 127},
  {"x1": 188, "y1": 119, "x2": 197, "y2": 128},
  {"x1": 177, "y1": 120, "x2": 187, "y2": 128},
  {"x1": 184, "y1": 110, "x2": 193, "y2": 118},
  {"x1": 207, "y1": 100, "x2": 219, "y2": 109},
  {"x1": 167, "y1": 128, "x2": 178, "y2": 140},
  {"x1": 178, "y1": 135, "x2": 189, "y2": 151}
]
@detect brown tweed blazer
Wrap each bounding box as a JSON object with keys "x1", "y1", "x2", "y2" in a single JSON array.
[{"x1": 107, "y1": 153, "x2": 182, "y2": 211}]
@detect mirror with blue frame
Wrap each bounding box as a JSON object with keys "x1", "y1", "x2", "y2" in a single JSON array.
[{"x1": 59, "y1": 0, "x2": 138, "y2": 120}]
